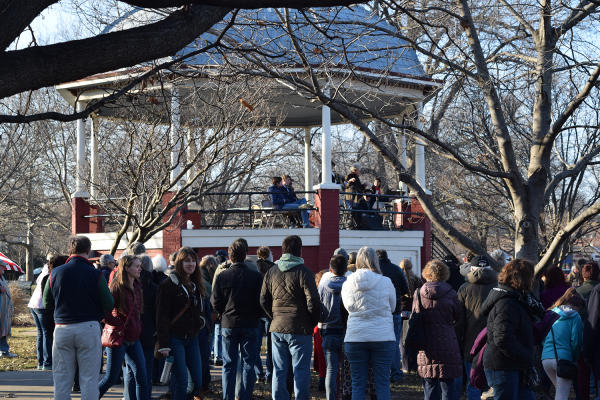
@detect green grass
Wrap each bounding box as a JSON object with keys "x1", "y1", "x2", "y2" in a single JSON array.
[{"x1": 0, "y1": 327, "x2": 38, "y2": 371}]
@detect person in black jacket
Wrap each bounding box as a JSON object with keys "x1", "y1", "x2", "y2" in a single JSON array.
[
  {"x1": 377, "y1": 249, "x2": 408, "y2": 383},
  {"x1": 480, "y1": 259, "x2": 536, "y2": 400},
  {"x1": 584, "y1": 283, "x2": 600, "y2": 397},
  {"x1": 211, "y1": 240, "x2": 263, "y2": 400},
  {"x1": 256, "y1": 246, "x2": 276, "y2": 382}
]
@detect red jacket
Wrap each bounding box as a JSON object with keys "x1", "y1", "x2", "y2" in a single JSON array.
[{"x1": 107, "y1": 280, "x2": 143, "y2": 342}]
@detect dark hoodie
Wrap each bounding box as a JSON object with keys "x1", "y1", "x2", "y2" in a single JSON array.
[
  {"x1": 456, "y1": 267, "x2": 497, "y2": 360},
  {"x1": 481, "y1": 285, "x2": 534, "y2": 371},
  {"x1": 318, "y1": 275, "x2": 347, "y2": 332}
]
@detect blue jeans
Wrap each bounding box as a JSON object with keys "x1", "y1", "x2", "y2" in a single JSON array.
[
  {"x1": 321, "y1": 332, "x2": 344, "y2": 400},
  {"x1": 221, "y1": 327, "x2": 259, "y2": 400},
  {"x1": 271, "y1": 333, "x2": 312, "y2": 400},
  {"x1": 0, "y1": 336, "x2": 9, "y2": 353},
  {"x1": 198, "y1": 327, "x2": 211, "y2": 391},
  {"x1": 254, "y1": 323, "x2": 265, "y2": 378},
  {"x1": 484, "y1": 369, "x2": 535, "y2": 400},
  {"x1": 170, "y1": 334, "x2": 203, "y2": 400},
  {"x1": 124, "y1": 345, "x2": 154, "y2": 400},
  {"x1": 345, "y1": 341, "x2": 395, "y2": 400},
  {"x1": 30, "y1": 308, "x2": 53, "y2": 367},
  {"x1": 391, "y1": 313, "x2": 403, "y2": 381},
  {"x1": 99, "y1": 340, "x2": 148, "y2": 400},
  {"x1": 213, "y1": 323, "x2": 223, "y2": 361},
  {"x1": 465, "y1": 361, "x2": 482, "y2": 400},
  {"x1": 282, "y1": 198, "x2": 310, "y2": 227},
  {"x1": 423, "y1": 377, "x2": 461, "y2": 400}
]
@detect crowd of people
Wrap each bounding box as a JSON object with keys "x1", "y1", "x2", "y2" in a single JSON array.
[{"x1": 14, "y1": 234, "x2": 600, "y2": 400}]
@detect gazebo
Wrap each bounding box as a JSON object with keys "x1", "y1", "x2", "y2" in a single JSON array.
[{"x1": 56, "y1": 6, "x2": 441, "y2": 271}]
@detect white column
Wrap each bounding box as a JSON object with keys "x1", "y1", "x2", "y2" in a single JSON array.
[
  {"x1": 399, "y1": 130, "x2": 407, "y2": 194},
  {"x1": 90, "y1": 115, "x2": 99, "y2": 198},
  {"x1": 170, "y1": 88, "x2": 182, "y2": 188},
  {"x1": 304, "y1": 127, "x2": 313, "y2": 201},
  {"x1": 414, "y1": 102, "x2": 430, "y2": 194},
  {"x1": 186, "y1": 127, "x2": 195, "y2": 185},
  {"x1": 321, "y1": 88, "x2": 332, "y2": 185},
  {"x1": 73, "y1": 101, "x2": 89, "y2": 198}
]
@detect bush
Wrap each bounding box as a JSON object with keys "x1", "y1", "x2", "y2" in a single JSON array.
[{"x1": 9, "y1": 282, "x2": 33, "y2": 327}]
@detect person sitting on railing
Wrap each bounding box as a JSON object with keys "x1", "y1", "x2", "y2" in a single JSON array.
[
  {"x1": 344, "y1": 163, "x2": 364, "y2": 208},
  {"x1": 268, "y1": 176, "x2": 311, "y2": 228}
]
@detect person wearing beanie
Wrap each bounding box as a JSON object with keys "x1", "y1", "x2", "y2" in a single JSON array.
[{"x1": 576, "y1": 262, "x2": 599, "y2": 301}]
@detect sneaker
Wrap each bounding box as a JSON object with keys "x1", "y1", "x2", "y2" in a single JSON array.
[
  {"x1": 0, "y1": 352, "x2": 17, "y2": 358},
  {"x1": 481, "y1": 388, "x2": 494, "y2": 399},
  {"x1": 37, "y1": 366, "x2": 43, "y2": 370},
  {"x1": 43, "y1": 366, "x2": 52, "y2": 371}
]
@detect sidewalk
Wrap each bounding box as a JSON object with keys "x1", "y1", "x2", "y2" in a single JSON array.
[{"x1": 0, "y1": 366, "x2": 222, "y2": 399}]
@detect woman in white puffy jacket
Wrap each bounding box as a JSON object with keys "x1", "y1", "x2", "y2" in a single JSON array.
[{"x1": 341, "y1": 246, "x2": 396, "y2": 400}]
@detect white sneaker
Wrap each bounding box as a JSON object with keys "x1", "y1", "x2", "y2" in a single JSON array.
[
  {"x1": 0, "y1": 352, "x2": 17, "y2": 358},
  {"x1": 481, "y1": 388, "x2": 494, "y2": 399}
]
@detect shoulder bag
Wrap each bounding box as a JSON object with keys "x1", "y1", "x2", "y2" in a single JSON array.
[
  {"x1": 101, "y1": 312, "x2": 131, "y2": 348},
  {"x1": 551, "y1": 327, "x2": 578, "y2": 380},
  {"x1": 403, "y1": 288, "x2": 426, "y2": 351}
]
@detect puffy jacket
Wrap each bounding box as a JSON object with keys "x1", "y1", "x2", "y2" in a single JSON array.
[
  {"x1": 542, "y1": 306, "x2": 583, "y2": 362},
  {"x1": 416, "y1": 281, "x2": 462, "y2": 379},
  {"x1": 341, "y1": 268, "x2": 395, "y2": 343},
  {"x1": 318, "y1": 274, "x2": 347, "y2": 331},
  {"x1": 139, "y1": 270, "x2": 157, "y2": 349},
  {"x1": 378, "y1": 256, "x2": 408, "y2": 314},
  {"x1": 156, "y1": 272, "x2": 207, "y2": 349},
  {"x1": 260, "y1": 254, "x2": 320, "y2": 335},
  {"x1": 108, "y1": 279, "x2": 143, "y2": 343},
  {"x1": 456, "y1": 267, "x2": 497, "y2": 361},
  {"x1": 481, "y1": 285, "x2": 534, "y2": 371},
  {"x1": 211, "y1": 262, "x2": 263, "y2": 329}
]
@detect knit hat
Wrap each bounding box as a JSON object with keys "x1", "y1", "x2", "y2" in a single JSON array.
[
  {"x1": 333, "y1": 248, "x2": 349, "y2": 261},
  {"x1": 582, "y1": 263, "x2": 599, "y2": 281},
  {"x1": 470, "y1": 255, "x2": 491, "y2": 269}
]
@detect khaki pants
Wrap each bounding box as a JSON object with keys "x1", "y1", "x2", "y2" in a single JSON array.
[{"x1": 52, "y1": 321, "x2": 102, "y2": 400}]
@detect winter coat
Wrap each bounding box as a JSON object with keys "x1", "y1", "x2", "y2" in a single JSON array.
[
  {"x1": 481, "y1": 285, "x2": 534, "y2": 371},
  {"x1": 584, "y1": 283, "x2": 600, "y2": 372},
  {"x1": 318, "y1": 274, "x2": 347, "y2": 331},
  {"x1": 415, "y1": 281, "x2": 462, "y2": 379},
  {"x1": 139, "y1": 270, "x2": 157, "y2": 349},
  {"x1": 256, "y1": 259, "x2": 275, "y2": 276},
  {"x1": 541, "y1": 306, "x2": 583, "y2": 362},
  {"x1": 156, "y1": 272, "x2": 206, "y2": 349},
  {"x1": 344, "y1": 172, "x2": 363, "y2": 203},
  {"x1": 260, "y1": 254, "x2": 320, "y2": 335},
  {"x1": 108, "y1": 279, "x2": 143, "y2": 343},
  {"x1": 378, "y1": 256, "x2": 408, "y2": 314},
  {"x1": 400, "y1": 271, "x2": 423, "y2": 312},
  {"x1": 541, "y1": 283, "x2": 570, "y2": 309},
  {"x1": 211, "y1": 262, "x2": 263, "y2": 329},
  {"x1": 268, "y1": 185, "x2": 286, "y2": 208},
  {"x1": 456, "y1": 267, "x2": 497, "y2": 361},
  {"x1": 341, "y1": 268, "x2": 396, "y2": 343},
  {"x1": 576, "y1": 280, "x2": 599, "y2": 302},
  {"x1": 0, "y1": 276, "x2": 13, "y2": 337}
]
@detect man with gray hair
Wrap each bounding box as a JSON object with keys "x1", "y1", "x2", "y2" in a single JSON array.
[{"x1": 98, "y1": 254, "x2": 115, "y2": 283}]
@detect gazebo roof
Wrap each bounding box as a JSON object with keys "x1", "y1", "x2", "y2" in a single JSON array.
[{"x1": 57, "y1": 6, "x2": 441, "y2": 127}]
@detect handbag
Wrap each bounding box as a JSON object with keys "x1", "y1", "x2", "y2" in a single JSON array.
[
  {"x1": 551, "y1": 328, "x2": 578, "y2": 380},
  {"x1": 403, "y1": 288, "x2": 426, "y2": 351},
  {"x1": 101, "y1": 312, "x2": 131, "y2": 348}
]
